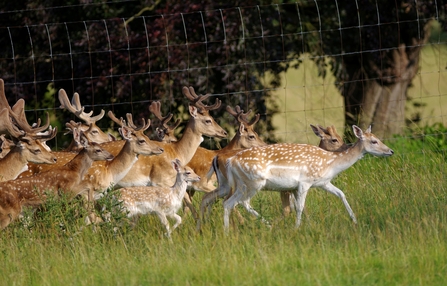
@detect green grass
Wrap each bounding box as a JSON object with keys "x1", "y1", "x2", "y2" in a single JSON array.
[{"x1": 1, "y1": 139, "x2": 447, "y2": 285}]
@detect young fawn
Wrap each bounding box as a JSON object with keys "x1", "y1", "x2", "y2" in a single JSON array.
[
  {"x1": 222, "y1": 125, "x2": 394, "y2": 230},
  {"x1": 118, "y1": 159, "x2": 200, "y2": 237}
]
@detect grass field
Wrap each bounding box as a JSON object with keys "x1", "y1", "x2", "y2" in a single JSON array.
[{"x1": 1, "y1": 136, "x2": 446, "y2": 285}]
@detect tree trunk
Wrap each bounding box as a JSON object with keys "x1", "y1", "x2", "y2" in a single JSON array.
[{"x1": 344, "y1": 43, "x2": 422, "y2": 137}]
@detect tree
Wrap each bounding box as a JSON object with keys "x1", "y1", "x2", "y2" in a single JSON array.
[{"x1": 0, "y1": 0, "x2": 445, "y2": 148}]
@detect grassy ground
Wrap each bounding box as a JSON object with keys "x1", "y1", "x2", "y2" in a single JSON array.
[{"x1": 1, "y1": 137, "x2": 446, "y2": 285}]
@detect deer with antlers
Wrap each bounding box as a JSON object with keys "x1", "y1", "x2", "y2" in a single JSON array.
[
  {"x1": 0, "y1": 81, "x2": 58, "y2": 181},
  {"x1": 58, "y1": 89, "x2": 115, "y2": 151},
  {"x1": 80, "y1": 111, "x2": 164, "y2": 204},
  {"x1": 0, "y1": 128, "x2": 114, "y2": 229},
  {"x1": 220, "y1": 125, "x2": 393, "y2": 230},
  {"x1": 186, "y1": 105, "x2": 266, "y2": 197},
  {"x1": 119, "y1": 159, "x2": 201, "y2": 238},
  {"x1": 114, "y1": 87, "x2": 227, "y2": 220}
]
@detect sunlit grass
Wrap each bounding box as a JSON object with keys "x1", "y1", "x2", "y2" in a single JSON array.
[{"x1": 1, "y1": 144, "x2": 446, "y2": 285}]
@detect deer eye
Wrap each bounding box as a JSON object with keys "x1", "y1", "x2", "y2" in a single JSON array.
[
  {"x1": 331, "y1": 139, "x2": 339, "y2": 143},
  {"x1": 33, "y1": 149, "x2": 41, "y2": 154},
  {"x1": 91, "y1": 130, "x2": 99, "y2": 135},
  {"x1": 205, "y1": 119, "x2": 212, "y2": 125},
  {"x1": 249, "y1": 135, "x2": 255, "y2": 140},
  {"x1": 138, "y1": 140, "x2": 146, "y2": 144},
  {"x1": 371, "y1": 140, "x2": 378, "y2": 144}
]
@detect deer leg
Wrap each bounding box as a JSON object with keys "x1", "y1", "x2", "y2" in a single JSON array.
[
  {"x1": 168, "y1": 213, "x2": 182, "y2": 233},
  {"x1": 321, "y1": 182, "x2": 357, "y2": 224},
  {"x1": 182, "y1": 192, "x2": 199, "y2": 222},
  {"x1": 280, "y1": 192, "x2": 292, "y2": 216},
  {"x1": 294, "y1": 184, "x2": 311, "y2": 228},
  {"x1": 155, "y1": 212, "x2": 171, "y2": 238}
]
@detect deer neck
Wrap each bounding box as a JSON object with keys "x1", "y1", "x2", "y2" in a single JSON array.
[
  {"x1": 330, "y1": 140, "x2": 365, "y2": 173},
  {"x1": 1, "y1": 147, "x2": 29, "y2": 180},
  {"x1": 66, "y1": 149, "x2": 94, "y2": 179},
  {"x1": 171, "y1": 120, "x2": 204, "y2": 163},
  {"x1": 107, "y1": 140, "x2": 139, "y2": 182},
  {"x1": 222, "y1": 134, "x2": 241, "y2": 151},
  {"x1": 171, "y1": 175, "x2": 188, "y2": 199}
]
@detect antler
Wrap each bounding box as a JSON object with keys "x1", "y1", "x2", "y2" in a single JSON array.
[
  {"x1": 149, "y1": 101, "x2": 181, "y2": 131},
  {"x1": 125, "y1": 113, "x2": 151, "y2": 132},
  {"x1": 182, "y1": 86, "x2": 221, "y2": 112},
  {"x1": 108, "y1": 111, "x2": 151, "y2": 132},
  {"x1": 226, "y1": 105, "x2": 260, "y2": 127},
  {"x1": 58, "y1": 89, "x2": 105, "y2": 125},
  {"x1": 107, "y1": 110, "x2": 126, "y2": 127}
]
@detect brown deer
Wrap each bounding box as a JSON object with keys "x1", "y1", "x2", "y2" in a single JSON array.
[
  {"x1": 59, "y1": 89, "x2": 115, "y2": 151},
  {"x1": 200, "y1": 124, "x2": 347, "y2": 220},
  {"x1": 221, "y1": 125, "x2": 394, "y2": 230},
  {"x1": 81, "y1": 111, "x2": 164, "y2": 203},
  {"x1": 0, "y1": 128, "x2": 114, "y2": 229},
  {"x1": 114, "y1": 87, "x2": 227, "y2": 220},
  {"x1": 186, "y1": 106, "x2": 266, "y2": 196},
  {"x1": 118, "y1": 159, "x2": 200, "y2": 238}
]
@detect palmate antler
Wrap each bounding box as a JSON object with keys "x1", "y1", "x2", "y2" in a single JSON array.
[
  {"x1": 182, "y1": 86, "x2": 221, "y2": 113},
  {"x1": 226, "y1": 105, "x2": 260, "y2": 127},
  {"x1": 107, "y1": 110, "x2": 152, "y2": 133},
  {"x1": 0, "y1": 78, "x2": 55, "y2": 138},
  {"x1": 58, "y1": 89, "x2": 105, "y2": 125}
]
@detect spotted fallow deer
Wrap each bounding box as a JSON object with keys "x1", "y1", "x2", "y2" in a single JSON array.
[
  {"x1": 279, "y1": 124, "x2": 349, "y2": 216},
  {"x1": 200, "y1": 124, "x2": 347, "y2": 220},
  {"x1": 221, "y1": 125, "x2": 394, "y2": 230},
  {"x1": 81, "y1": 111, "x2": 164, "y2": 202},
  {"x1": 119, "y1": 159, "x2": 201, "y2": 238},
  {"x1": 0, "y1": 128, "x2": 114, "y2": 229},
  {"x1": 114, "y1": 87, "x2": 227, "y2": 220},
  {"x1": 58, "y1": 89, "x2": 114, "y2": 151},
  {"x1": 186, "y1": 106, "x2": 266, "y2": 198}
]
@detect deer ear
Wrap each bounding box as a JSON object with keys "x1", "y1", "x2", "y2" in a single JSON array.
[
  {"x1": 119, "y1": 126, "x2": 132, "y2": 140},
  {"x1": 72, "y1": 127, "x2": 81, "y2": 144},
  {"x1": 108, "y1": 133, "x2": 116, "y2": 141},
  {"x1": 352, "y1": 125, "x2": 364, "y2": 139},
  {"x1": 310, "y1": 124, "x2": 323, "y2": 138},
  {"x1": 171, "y1": 158, "x2": 181, "y2": 172},
  {"x1": 188, "y1": 105, "x2": 198, "y2": 118},
  {"x1": 365, "y1": 125, "x2": 372, "y2": 133},
  {"x1": 238, "y1": 123, "x2": 246, "y2": 135}
]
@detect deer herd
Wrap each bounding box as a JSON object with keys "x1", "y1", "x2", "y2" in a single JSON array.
[{"x1": 0, "y1": 78, "x2": 394, "y2": 236}]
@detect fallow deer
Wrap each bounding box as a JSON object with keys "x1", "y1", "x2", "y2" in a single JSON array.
[
  {"x1": 221, "y1": 125, "x2": 394, "y2": 230},
  {"x1": 114, "y1": 87, "x2": 227, "y2": 220},
  {"x1": 118, "y1": 159, "x2": 200, "y2": 237},
  {"x1": 186, "y1": 106, "x2": 266, "y2": 195},
  {"x1": 0, "y1": 128, "x2": 114, "y2": 229},
  {"x1": 59, "y1": 89, "x2": 114, "y2": 151},
  {"x1": 200, "y1": 124, "x2": 347, "y2": 220},
  {"x1": 81, "y1": 111, "x2": 164, "y2": 202}
]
